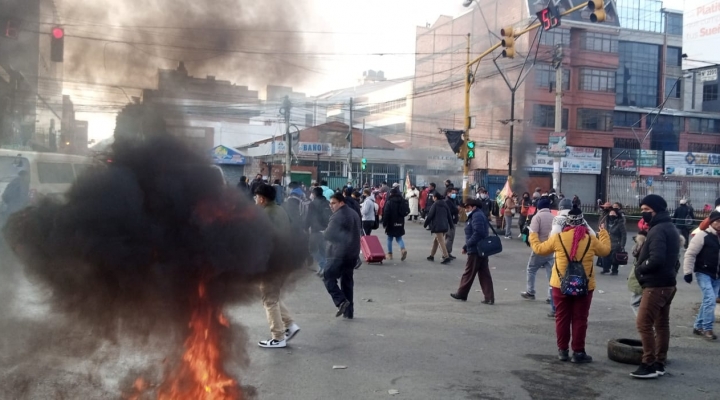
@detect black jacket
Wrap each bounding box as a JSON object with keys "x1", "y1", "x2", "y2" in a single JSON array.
[
  {"x1": 344, "y1": 196, "x2": 361, "y2": 217},
  {"x1": 382, "y1": 193, "x2": 408, "y2": 237},
  {"x1": 636, "y1": 211, "x2": 680, "y2": 288},
  {"x1": 424, "y1": 189, "x2": 436, "y2": 211},
  {"x1": 689, "y1": 229, "x2": 720, "y2": 280},
  {"x1": 424, "y1": 200, "x2": 453, "y2": 234},
  {"x1": 672, "y1": 204, "x2": 695, "y2": 228},
  {"x1": 324, "y1": 205, "x2": 361, "y2": 260},
  {"x1": 445, "y1": 198, "x2": 459, "y2": 225},
  {"x1": 306, "y1": 196, "x2": 331, "y2": 233},
  {"x1": 606, "y1": 216, "x2": 627, "y2": 252}
]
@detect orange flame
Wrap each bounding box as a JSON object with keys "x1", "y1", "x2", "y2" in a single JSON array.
[{"x1": 154, "y1": 282, "x2": 242, "y2": 400}]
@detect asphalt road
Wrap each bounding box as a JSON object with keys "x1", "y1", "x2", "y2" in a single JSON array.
[{"x1": 1, "y1": 221, "x2": 719, "y2": 399}]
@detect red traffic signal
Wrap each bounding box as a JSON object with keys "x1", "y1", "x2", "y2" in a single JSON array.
[
  {"x1": 50, "y1": 27, "x2": 64, "y2": 62},
  {"x1": 52, "y1": 27, "x2": 64, "y2": 39}
]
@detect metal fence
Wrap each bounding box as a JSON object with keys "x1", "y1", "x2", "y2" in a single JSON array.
[{"x1": 607, "y1": 175, "x2": 719, "y2": 217}]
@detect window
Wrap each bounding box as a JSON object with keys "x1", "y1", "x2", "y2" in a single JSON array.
[
  {"x1": 37, "y1": 162, "x2": 75, "y2": 184},
  {"x1": 666, "y1": 47, "x2": 682, "y2": 67},
  {"x1": 532, "y1": 105, "x2": 568, "y2": 129},
  {"x1": 577, "y1": 109, "x2": 613, "y2": 131},
  {"x1": 580, "y1": 68, "x2": 616, "y2": 92},
  {"x1": 580, "y1": 32, "x2": 618, "y2": 53},
  {"x1": 666, "y1": 13, "x2": 683, "y2": 36},
  {"x1": 665, "y1": 78, "x2": 681, "y2": 99},
  {"x1": 689, "y1": 143, "x2": 720, "y2": 153},
  {"x1": 654, "y1": 115, "x2": 684, "y2": 133},
  {"x1": 534, "y1": 64, "x2": 570, "y2": 90},
  {"x1": 688, "y1": 118, "x2": 720, "y2": 134},
  {"x1": 613, "y1": 111, "x2": 642, "y2": 127},
  {"x1": 539, "y1": 29, "x2": 570, "y2": 46},
  {"x1": 703, "y1": 84, "x2": 718, "y2": 102},
  {"x1": 616, "y1": 42, "x2": 661, "y2": 107},
  {"x1": 613, "y1": 138, "x2": 640, "y2": 149},
  {"x1": 617, "y1": 0, "x2": 663, "y2": 33}
]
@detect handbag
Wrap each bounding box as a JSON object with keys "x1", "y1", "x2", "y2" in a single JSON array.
[
  {"x1": 614, "y1": 250, "x2": 629, "y2": 265},
  {"x1": 476, "y1": 223, "x2": 503, "y2": 257}
]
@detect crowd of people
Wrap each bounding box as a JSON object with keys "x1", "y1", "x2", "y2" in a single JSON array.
[{"x1": 237, "y1": 173, "x2": 720, "y2": 381}]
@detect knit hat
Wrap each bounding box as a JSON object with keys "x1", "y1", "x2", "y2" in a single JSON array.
[
  {"x1": 715, "y1": 197, "x2": 720, "y2": 207},
  {"x1": 254, "y1": 183, "x2": 276, "y2": 201},
  {"x1": 558, "y1": 198, "x2": 573, "y2": 210},
  {"x1": 709, "y1": 210, "x2": 720, "y2": 224},
  {"x1": 566, "y1": 207, "x2": 584, "y2": 226},
  {"x1": 640, "y1": 194, "x2": 667, "y2": 213},
  {"x1": 679, "y1": 199, "x2": 687, "y2": 205},
  {"x1": 537, "y1": 198, "x2": 551, "y2": 210}
]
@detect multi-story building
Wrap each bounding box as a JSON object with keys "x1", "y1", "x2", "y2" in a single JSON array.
[
  {"x1": 413, "y1": 0, "x2": 720, "y2": 207},
  {"x1": 0, "y1": 0, "x2": 63, "y2": 151}
]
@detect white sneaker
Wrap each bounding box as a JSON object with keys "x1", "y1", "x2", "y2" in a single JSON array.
[
  {"x1": 258, "y1": 338, "x2": 286, "y2": 348},
  {"x1": 285, "y1": 323, "x2": 300, "y2": 341}
]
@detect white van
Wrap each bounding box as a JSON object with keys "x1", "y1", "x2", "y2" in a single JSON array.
[{"x1": 0, "y1": 149, "x2": 97, "y2": 203}]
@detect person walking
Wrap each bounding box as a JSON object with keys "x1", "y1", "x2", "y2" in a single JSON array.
[
  {"x1": 323, "y1": 193, "x2": 362, "y2": 319},
  {"x1": 424, "y1": 192, "x2": 453, "y2": 264},
  {"x1": 502, "y1": 193, "x2": 516, "y2": 239},
  {"x1": 405, "y1": 185, "x2": 420, "y2": 221},
  {"x1": 419, "y1": 186, "x2": 428, "y2": 220},
  {"x1": 682, "y1": 210, "x2": 720, "y2": 341},
  {"x1": 383, "y1": 187, "x2": 409, "y2": 261},
  {"x1": 601, "y1": 207, "x2": 627, "y2": 275},
  {"x1": 451, "y1": 199, "x2": 495, "y2": 304},
  {"x1": 423, "y1": 183, "x2": 437, "y2": 219},
  {"x1": 529, "y1": 208, "x2": 611, "y2": 363},
  {"x1": 254, "y1": 184, "x2": 300, "y2": 348},
  {"x1": 631, "y1": 194, "x2": 680, "y2": 379},
  {"x1": 306, "y1": 187, "x2": 332, "y2": 276},
  {"x1": 520, "y1": 198, "x2": 556, "y2": 317},
  {"x1": 250, "y1": 173, "x2": 264, "y2": 196},
  {"x1": 518, "y1": 192, "x2": 532, "y2": 236},
  {"x1": 360, "y1": 188, "x2": 378, "y2": 236},
  {"x1": 444, "y1": 188, "x2": 460, "y2": 260},
  {"x1": 673, "y1": 199, "x2": 695, "y2": 248}
]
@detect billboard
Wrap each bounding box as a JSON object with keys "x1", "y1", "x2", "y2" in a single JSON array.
[
  {"x1": 683, "y1": 0, "x2": 720, "y2": 70},
  {"x1": 525, "y1": 146, "x2": 602, "y2": 175},
  {"x1": 610, "y1": 149, "x2": 663, "y2": 176},
  {"x1": 664, "y1": 151, "x2": 720, "y2": 177}
]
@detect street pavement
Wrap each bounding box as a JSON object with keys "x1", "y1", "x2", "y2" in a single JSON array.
[{"x1": 1, "y1": 220, "x2": 719, "y2": 399}]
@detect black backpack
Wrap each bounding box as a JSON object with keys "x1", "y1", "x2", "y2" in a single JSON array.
[{"x1": 556, "y1": 238, "x2": 592, "y2": 296}]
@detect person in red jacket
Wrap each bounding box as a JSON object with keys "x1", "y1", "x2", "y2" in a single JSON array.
[{"x1": 419, "y1": 186, "x2": 429, "y2": 220}]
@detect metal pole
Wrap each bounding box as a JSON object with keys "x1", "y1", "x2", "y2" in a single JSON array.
[
  {"x1": 463, "y1": 33, "x2": 471, "y2": 200},
  {"x1": 282, "y1": 95, "x2": 292, "y2": 185},
  {"x1": 361, "y1": 118, "x2": 365, "y2": 186},
  {"x1": 508, "y1": 89, "x2": 515, "y2": 177},
  {"x1": 347, "y1": 97, "x2": 353, "y2": 185},
  {"x1": 553, "y1": 47, "x2": 563, "y2": 192}
]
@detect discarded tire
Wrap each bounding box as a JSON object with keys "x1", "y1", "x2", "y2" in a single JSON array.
[{"x1": 607, "y1": 338, "x2": 643, "y2": 365}]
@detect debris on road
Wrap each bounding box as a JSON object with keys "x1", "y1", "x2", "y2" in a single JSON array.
[
  {"x1": 388, "y1": 389, "x2": 400, "y2": 395},
  {"x1": 333, "y1": 365, "x2": 347, "y2": 369}
]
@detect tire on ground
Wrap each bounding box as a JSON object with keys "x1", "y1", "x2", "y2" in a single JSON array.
[{"x1": 607, "y1": 338, "x2": 643, "y2": 365}]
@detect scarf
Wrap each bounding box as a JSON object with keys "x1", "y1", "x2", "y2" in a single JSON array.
[{"x1": 562, "y1": 225, "x2": 589, "y2": 259}]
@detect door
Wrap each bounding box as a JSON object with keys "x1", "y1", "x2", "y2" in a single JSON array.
[{"x1": 560, "y1": 174, "x2": 597, "y2": 207}]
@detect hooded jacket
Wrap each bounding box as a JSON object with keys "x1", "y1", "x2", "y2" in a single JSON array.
[
  {"x1": 324, "y1": 204, "x2": 361, "y2": 260},
  {"x1": 424, "y1": 199, "x2": 453, "y2": 233},
  {"x1": 306, "y1": 196, "x2": 331, "y2": 233},
  {"x1": 635, "y1": 211, "x2": 681, "y2": 288},
  {"x1": 606, "y1": 215, "x2": 627, "y2": 252},
  {"x1": 360, "y1": 196, "x2": 378, "y2": 222},
  {"x1": 383, "y1": 193, "x2": 408, "y2": 237},
  {"x1": 683, "y1": 226, "x2": 720, "y2": 280}
]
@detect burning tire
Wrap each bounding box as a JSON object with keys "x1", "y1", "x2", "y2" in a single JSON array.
[{"x1": 607, "y1": 338, "x2": 643, "y2": 365}]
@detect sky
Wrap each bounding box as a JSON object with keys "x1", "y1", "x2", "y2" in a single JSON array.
[{"x1": 57, "y1": 0, "x2": 688, "y2": 142}]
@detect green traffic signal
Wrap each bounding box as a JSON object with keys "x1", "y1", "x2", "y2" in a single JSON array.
[
  {"x1": 361, "y1": 158, "x2": 367, "y2": 164},
  {"x1": 468, "y1": 149, "x2": 475, "y2": 159},
  {"x1": 361, "y1": 164, "x2": 366, "y2": 170},
  {"x1": 467, "y1": 141, "x2": 475, "y2": 149}
]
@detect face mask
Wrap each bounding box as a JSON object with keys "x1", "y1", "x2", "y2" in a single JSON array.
[
  {"x1": 450, "y1": 193, "x2": 457, "y2": 199},
  {"x1": 310, "y1": 194, "x2": 315, "y2": 200},
  {"x1": 480, "y1": 194, "x2": 488, "y2": 199},
  {"x1": 609, "y1": 215, "x2": 618, "y2": 220},
  {"x1": 641, "y1": 212, "x2": 653, "y2": 224}
]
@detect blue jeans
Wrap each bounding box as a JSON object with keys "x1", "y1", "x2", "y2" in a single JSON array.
[
  {"x1": 694, "y1": 272, "x2": 720, "y2": 331},
  {"x1": 526, "y1": 253, "x2": 555, "y2": 312},
  {"x1": 386, "y1": 236, "x2": 406, "y2": 254}
]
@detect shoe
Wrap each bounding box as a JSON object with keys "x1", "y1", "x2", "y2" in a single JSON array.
[
  {"x1": 693, "y1": 328, "x2": 704, "y2": 336},
  {"x1": 630, "y1": 363, "x2": 658, "y2": 379},
  {"x1": 716, "y1": 297, "x2": 720, "y2": 304},
  {"x1": 450, "y1": 293, "x2": 467, "y2": 301},
  {"x1": 336, "y1": 300, "x2": 350, "y2": 317},
  {"x1": 258, "y1": 338, "x2": 287, "y2": 348},
  {"x1": 448, "y1": 254, "x2": 456, "y2": 260},
  {"x1": 610, "y1": 271, "x2": 618, "y2": 276},
  {"x1": 427, "y1": 256, "x2": 434, "y2": 261},
  {"x1": 545, "y1": 298, "x2": 551, "y2": 304},
  {"x1": 440, "y1": 257, "x2": 452, "y2": 265},
  {"x1": 504, "y1": 236, "x2": 511, "y2": 239},
  {"x1": 387, "y1": 253, "x2": 393, "y2": 260},
  {"x1": 354, "y1": 258, "x2": 362, "y2": 269},
  {"x1": 703, "y1": 330, "x2": 717, "y2": 340},
  {"x1": 401, "y1": 249, "x2": 407, "y2": 261},
  {"x1": 342, "y1": 314, "x2": 354, "y2": 319},
  {"x1": 284, "y1": 323, "x2": 300, "y2": 341},
  {"x1": 570, "y1": 352, "x2": 593, "y2": 364},
  {"x1": 547, "y1": 312, "x2": 556, "y2": 318},
  {"x1": 558, "y1": 349, "x2": 569, "y2": 361},
  {"x1": 653, "y1": 362, "x2": 666, "y2": 376},
  {"x1": 518, "y1": 233, "x2": 522, "y2": 238},
  {"x1": 317, "y1": 269, "x2": 324, "y2": 277},
  {"x1": 520, "y1": 292, "x2": 536, "y2": 300},
  {"x1": 480, "y1": 299, "x2": 494, "y2": 305},
  {"x1": 600, "y1": 270, "x2": 610, "y2": 275}
]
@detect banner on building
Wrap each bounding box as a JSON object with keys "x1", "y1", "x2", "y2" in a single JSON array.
[
  {"x1": 210, "y1": 145, "x2": 246, "y2": 165},
  {"x1": 297, "y1": 142, "x2": 332, "y2": 156},
  {"x1": 664, "y1": 151, "x2": 720, "y2": 177},
  {"x1": 610, "y1": 149, "x2": 663, "y2": 176},
  {"x1": 525, "y1": 146, "x2": 602, "y2": 175},
  {"x1": 548, "y1": 132, "x2": 567, "y2": 157}
]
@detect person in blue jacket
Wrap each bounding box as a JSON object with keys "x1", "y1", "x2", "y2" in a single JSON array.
[{"x1": 451, "y1": 198, "x2": 495, "y2": 304}]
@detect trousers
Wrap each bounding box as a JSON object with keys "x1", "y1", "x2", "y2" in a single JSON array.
[
  {"x1": 445, "y1": 225, "x2": 456, "y2": 255},
  {"x1": 636, "y1": 286, "x2": 676, "y2": 365},
  {"x1": 457, "y1": 254, "x2": 494, "y2": 301},
  {"x1": 552, "y1": 288, "x2": 593, "y2": 352},
  {"x1": 323, "y1": 257, "x2": 355, "y2": 318},
  {"x1": 430, "y1": 232, "x2": 450, "y2": 258},
  {"x1": 260, "y1": 282, "x2": 294, "y2": 341}
]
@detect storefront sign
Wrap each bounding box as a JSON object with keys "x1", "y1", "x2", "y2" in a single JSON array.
[
  {"x1": 610, "y1": 149, "x2": 662, "y2": 176},
  {"x1": 210, "y1": 145, "x2": 246, "y2": 165},
  {"x1": 664, "y1": 151, "x2": 720, "y2": 177},
  {"x1": 699, "y1": 68, "x2": 718, "y2": 82},
  {"x1": 525, "y1": 146, "x2": 602, "y2": 175},
  {"x1": 297, "y1": 142, "x2": 332, "y2": 156}
]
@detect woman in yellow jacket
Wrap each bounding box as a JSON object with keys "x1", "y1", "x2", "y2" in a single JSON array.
[{"x1": 530, "y1": 207, "x2": 611, "y2": 363}]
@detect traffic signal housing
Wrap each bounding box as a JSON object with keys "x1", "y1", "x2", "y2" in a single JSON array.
[
  {"x1": 50, "y1": 27, "x2": 64, "y2": 62},
  {"x1": 500, "y1": 27, "x2": 515, "y2": 58},
  {"x1": 361, "y1": 158, "x2": 367, "y2": 170},
  {"x1": 588, "y1": 0, "x2": 606, "y2": 23},
  {"x1": 467, "y1": 141, "x2": 475, "y2": 159}
]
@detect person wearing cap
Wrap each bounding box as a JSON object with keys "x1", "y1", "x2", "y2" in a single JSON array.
[
  {"x1": 600, "y1": 207, "x2": 627, "y2": 276},
  {"x1": 520, "y1": 198, "x2": 555, "y2": 317},
  {"x1": 529, "y1": 207, "x2": 611, "y2": 364},
  {"x1": 673, "y1": 199, "x2": 695, "y2": 248},
  {"x1": 631, "y1": 194, "x2": 681, "y2": 379},
  {"x1": 695, "y1": 197, "x2": 720, "y2": 233},
  {"x1": 451, "y1": 198, "x2": 495, "y2": 303},
  {"x1": 682, "y1": 210, "x2": 720, "y2": 342},
  {"x1": 254, "y1": 183, "x2": 300, "y2": 348}
]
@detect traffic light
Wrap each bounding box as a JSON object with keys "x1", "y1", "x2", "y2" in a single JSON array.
[
  {"x1": 361, "y1": 158, "x2": 367, "y2": 170},
  {"x1": 467, "y1": 141, "x2": 475, "y2": 159},
  {"x1": 500, "y1": 27, "x2": 515, "y2": 58},
  {"x1": 50, "y1": 27, "x2": 64, "y2": 62},
  {"x1": 588, "y1": 0, "x2": 606, "y2": 23}
]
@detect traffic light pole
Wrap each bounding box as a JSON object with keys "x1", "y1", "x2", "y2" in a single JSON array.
[{"x1": 461, "y1": 1, "x2": 591, "y2": 200}]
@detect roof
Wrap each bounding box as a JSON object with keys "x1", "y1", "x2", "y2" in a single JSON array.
[
  {"x1": 314, "y1": 77, "x2": 413, "y2": 102},
  {"x1": 249, "y1": 121, "x2": 398, "y2": 150}
]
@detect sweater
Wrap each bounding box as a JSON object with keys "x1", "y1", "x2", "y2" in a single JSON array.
[
  {"x1": 529, "y1": 208, "x2": 554, "y2": 242},
  {"x1": 635, "y1": 211, "x2": 680, "y2": 288}
]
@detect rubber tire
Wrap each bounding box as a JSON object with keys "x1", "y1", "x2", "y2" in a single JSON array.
[{"x1": 607, "y1": 338, "x2": 643, "y2": 365}]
